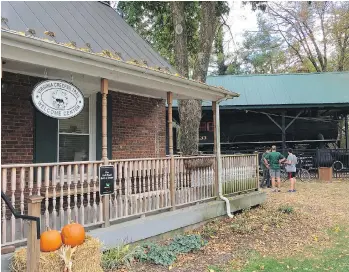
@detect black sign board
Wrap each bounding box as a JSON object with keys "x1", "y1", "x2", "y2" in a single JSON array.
[{"x1": 99, "y1": 165, "x2": 114, "y2": 195}]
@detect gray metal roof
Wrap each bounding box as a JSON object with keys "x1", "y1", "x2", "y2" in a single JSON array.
[{"x1": 1, "y1": 1, "x2": 174, "y2": 71}]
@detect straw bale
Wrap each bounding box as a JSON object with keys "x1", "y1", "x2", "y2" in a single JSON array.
[{"x1": 10, "y1": 235, "x2": 103, "y2": 272}]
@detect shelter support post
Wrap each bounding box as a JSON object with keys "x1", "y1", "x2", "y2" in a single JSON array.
[
  {"x1": 282, "y1": 112, "x2": 286, "y2": 154},
  {"x1": 27, "y1": 195, "x2": 44, "y2": 272},
  {"x1": 101, "y1": 78, "x2": 110, "y2": 227},
  {"x1": 265, "y1": 111, "x2": 302, "y2": 153},
  {"x1": 345, "y1": 115, "x2": 348, "y2": 150},
  {"x1": 212, "y1": 101, "x2": 219, "y2": 198},
  {"x1": 167, "y1": 92, "x2": 176, "y2": 210}
]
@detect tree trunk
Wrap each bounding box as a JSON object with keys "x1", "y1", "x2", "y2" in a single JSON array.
[
  {"x1": 172, "y1": 1, "x2": 219, "y2": 155},
  {"x1": 179, "y1": 2, "x2": 218, "y2": 155},
  {"x1": 171, "y1": 1, "x2": 189, "y2": 77}
]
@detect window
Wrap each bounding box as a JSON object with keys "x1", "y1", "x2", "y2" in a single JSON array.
[{"x1": 58, "y1": 98, "x2": 90, "y2": 162}]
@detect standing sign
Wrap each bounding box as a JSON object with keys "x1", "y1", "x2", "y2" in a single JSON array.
[
  {"x1": 32, "y1": 80, "x2": 84, "y2": 119},
  {"x1": 99, "y1": 165, "x2": 115, "y2": 195}
]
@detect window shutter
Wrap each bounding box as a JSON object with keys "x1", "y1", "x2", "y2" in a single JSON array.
[
  {"x1": 96, "y1": 93, "x2": 112, "y2": 160},
  {"x1": 34, "y1": 109, "x2": 58, "y2": 163}
]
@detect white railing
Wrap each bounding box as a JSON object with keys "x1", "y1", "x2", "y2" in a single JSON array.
[
  {"x1": 174, "y1": 156, "x2": 216, "y2": 206},
  {"x1": 221, "y1": 154, "x2": 259, "y2": 195},
  {"x1": 1, "y1": 154, "x2": 259, "y2": 247},
  {"x1": 109, "y1": 158, "x2": 171, "y2": 221},
  {"x1": 1, "y1": 161, "x2": 104, "y2": 246}
]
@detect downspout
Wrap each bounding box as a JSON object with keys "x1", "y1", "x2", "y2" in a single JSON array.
[{"x1": 215, "y1": 96, "x2": 234, "y2": 218}]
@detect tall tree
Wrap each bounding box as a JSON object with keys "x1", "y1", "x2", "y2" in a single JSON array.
[
  {"x1": 329, "y1": 2, "x2": 349, "y2": 71},
  {"x1": 240, "y1": 16, "x2": 288, "y2": 74},
  {"x1": 264, "y1": 2, "x2": 329, "y2": 72},
  {"x1": 118, "y1": 1, "x2": 229, "y2": 155}
]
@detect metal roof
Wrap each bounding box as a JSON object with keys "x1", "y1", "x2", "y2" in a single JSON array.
[
  {"x1": 172, "y1": 72, "x2": 349, "y2": 108},
  {"x1": 1, "y1": 1, "x2": 174, "y2": 71},
  {"x1": 205, "y1": 72, "x2": 349, "y2": 109}
]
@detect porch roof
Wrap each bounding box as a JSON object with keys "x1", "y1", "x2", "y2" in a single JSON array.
[{"x1": 1, "y1": 30, "x2": 239, "y2": 101}]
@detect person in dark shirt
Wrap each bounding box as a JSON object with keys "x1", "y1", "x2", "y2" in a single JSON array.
[
  {"x1": 260, "y1": 147, "x2": 271, "y2": 188},
  {"x1": 264, "y1": 145, "x2": 286, "y2": 192}
]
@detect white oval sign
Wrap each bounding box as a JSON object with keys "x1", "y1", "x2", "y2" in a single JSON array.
[{"x1": 32, "y1": 80, "x2": 84, "y2": 119}]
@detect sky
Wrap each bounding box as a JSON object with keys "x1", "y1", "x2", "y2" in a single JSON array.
[{"x1": 223, "y1": 2, "x2": 259, "y2": 54}]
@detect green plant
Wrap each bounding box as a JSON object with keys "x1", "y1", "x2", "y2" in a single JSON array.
[
  {"x1": 136, "y1": 242, "x2": 177, "y2": 266},
  {"x1": 135, "y1": 234, "x2": 207, "y2": 266},
  {"x1": 202, "y1": 224, "x2": 219, "y2": 239},
  {"x1": 169, "y1": 234, "x2": 207, "y2": 254},
  {"x1": 278, "y1": 205, "x2": 294, "y2": 214},
  {"x1": 102, "y1": 243, "x2": 141, "y2": 270}
]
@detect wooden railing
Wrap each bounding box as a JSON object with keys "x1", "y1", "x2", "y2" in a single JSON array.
[
  {"x1": 1, "y1": 154, "x2": 259, "y2": 247},
  {"x1": 221, "y1": 154, "x2": 259, "y2": 195},
  {"x1": 174, "y1": 156, "x2": 216, "y2": 206},
  {"x1": 108, "y1": 158, "x2": 171, "y2": 221}
]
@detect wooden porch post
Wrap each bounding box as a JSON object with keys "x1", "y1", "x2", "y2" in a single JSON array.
[
  {"x1": 27, "y1": 195, "x2": 44, "y2": 272},
  {"x1": 167, "y1": 92, "x2": 176, "y2": 210},
  {"x1": 101, "y1": 78, "x2": 110, "y2": 227},
  {"x1": 212, "y1": 101, "x2": 219, "y2": 198}
]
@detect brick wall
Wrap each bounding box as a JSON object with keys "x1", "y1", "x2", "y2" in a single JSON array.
[
  {"x1": 110, "y1": 92, "x2": 166, "y2": 159},
  {"x1": 1, "y1": 72, "x2": 167, "y2": 164},
  {"x1": 1, "y1": 72, "x2": 42, "y2": 164}
]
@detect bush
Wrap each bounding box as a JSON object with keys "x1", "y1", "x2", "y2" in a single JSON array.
[
  {"x1": 102, "y1": 243, "x2": 141, "y2": 270},
  {"x1": 169, "y1": 234, "x2": 207, "y2": 254},
  {"x1": 135, "y1": 234, "x2": 206, "y2": 266}
]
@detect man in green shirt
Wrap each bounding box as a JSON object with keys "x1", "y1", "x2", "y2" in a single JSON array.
[{"x1": 264, "y1": 145, "x2": 286, "y2": 192}]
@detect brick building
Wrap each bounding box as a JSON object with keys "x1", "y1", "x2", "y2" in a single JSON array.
[{"x1": 1, "y1": 1, "x2": 240, "y2": 250}]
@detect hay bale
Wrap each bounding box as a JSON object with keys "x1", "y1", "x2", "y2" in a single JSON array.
[{"x1": 10, "y1": 235, "x2": 103, "y2": 272}]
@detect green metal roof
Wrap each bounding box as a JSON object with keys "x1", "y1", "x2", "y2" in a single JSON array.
[
  {"x1": 205, "y1": 72, "x2": 349, "y2": 109},
  {"x1": 172, "y1": 72, "x2": 349, "y2": 109}
]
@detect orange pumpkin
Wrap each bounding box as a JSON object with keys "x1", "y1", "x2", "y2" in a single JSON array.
[
  {"x1": 40, "y1": 228, "x2": 62, "y2": 252},
  {"x1": 61, "y1": 222, "x2": 85, "y2": 247}
]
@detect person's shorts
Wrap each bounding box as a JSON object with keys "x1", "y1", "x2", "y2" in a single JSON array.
[
  {"x1": 288, "y1": 172, "x2": 296, "y2": 178},
  {"x1": 269, "y1": 169, "x2": 280, "y2": 178}
]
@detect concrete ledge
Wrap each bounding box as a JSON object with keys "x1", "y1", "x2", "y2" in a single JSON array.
[
  {"x1": 89, "y1": 191, "x2": 266, "y2": 249},
  {"x1": 1, "y1": 191, "x2": 266, "y2": 271}
]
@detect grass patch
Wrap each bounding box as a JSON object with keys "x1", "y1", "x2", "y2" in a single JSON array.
[
  {"x1": 232, "y1": 226, "x2": 349, "y2": 272},
  {"x1": 207, "y1": 265, "x2": 225, "y2": 272}
]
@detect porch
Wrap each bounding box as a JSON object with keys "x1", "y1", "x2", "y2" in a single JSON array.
[
  {"x1": 1, "y1": 154, "x2": 259, "y2": 247},
  {"x1": 0, "y1": 29, "x2": 259, "y2": 253}
]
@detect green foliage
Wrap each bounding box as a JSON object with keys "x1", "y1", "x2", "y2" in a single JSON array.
[
  {"x1": 101, "y1": 243, "x2": 142, "y2": 270},
  {"x1": 278, "y1": 205, "x2": 294, "y2": 214},
  {"x1": 135, "y1": 234, "x2": 206, "y2": 266},
  {"x1": 118, "y1": 1, "x2": 229, "y2": 73},
  {"x1": 169, "y1": 234, "x2": 207, "y2": 254},
  {"x1": 136, "y1": 242, "x2": 177, "y2": 266}
]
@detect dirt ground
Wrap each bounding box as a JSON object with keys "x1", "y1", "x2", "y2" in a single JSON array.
[{"x1": 119, "y1": 180, "x2": 349, "y2": 272}]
